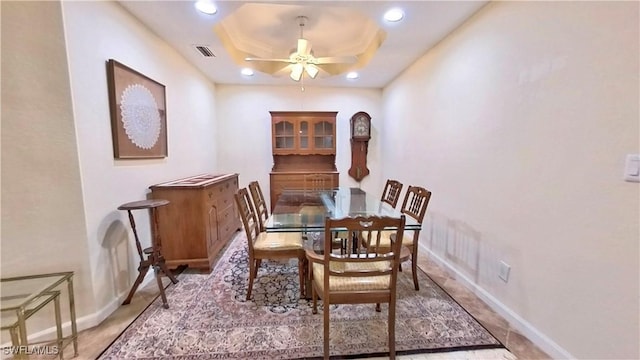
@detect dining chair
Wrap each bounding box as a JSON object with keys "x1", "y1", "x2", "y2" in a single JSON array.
[
  {"x1": 369, "y1": 185, "x2": 431, "y2": 290},
  {"x1": 381, "y1": 179, "x2": 404, "y2": 209},
  {"x1": 234, "y1": 188, "x2": 306, "y2": 300},
  {"x1": 248, "y1": 181, "x2": 269, "y2": 232},
  {"x1": 306, "y1": 215, "x2": 406, "y2": 360}
]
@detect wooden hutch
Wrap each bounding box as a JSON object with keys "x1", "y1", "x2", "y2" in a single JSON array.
[
  {"x1": 150, "y1": 173, "x2": 240, "y2": 272},
  {"x1": 269, "y1": 111, "x2": 339, "y2": 210}
]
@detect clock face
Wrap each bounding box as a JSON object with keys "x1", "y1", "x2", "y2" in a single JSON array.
[{"x1": 354, "y1": 116, "x2": 369, "y2": 137}]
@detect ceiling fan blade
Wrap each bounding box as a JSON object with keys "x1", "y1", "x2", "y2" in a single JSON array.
[
  {"x1": 290, "y1": 63, "x2": 303, "y2": 81},
  {"x1": 245, "y1": 57, "x2": 293, "y2": 63},
  {"x1": 305, "y1": 64, "x2": 319, "y2": 79},
  {"x1": 313, "y1": 56, "x2": 357, "y2": 65},
  {"x1": 297, "y1": 39, "x2": 311, "y2": 56}
]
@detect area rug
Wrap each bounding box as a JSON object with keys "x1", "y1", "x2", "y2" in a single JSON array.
[{"x1": 99, "y1": 232, "x2": 504, "y2": 359}]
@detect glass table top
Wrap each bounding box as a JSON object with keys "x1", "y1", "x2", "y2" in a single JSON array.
[
  {"x1": 265, "y1": 187, "x2": 420, "y2": 232},
  {"x1": 1, "y1": 273, "x2": 71, "y2": 310}
]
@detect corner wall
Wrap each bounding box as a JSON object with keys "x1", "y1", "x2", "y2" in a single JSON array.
[
  {"x1": 382, "y1": 1, "x2": 639, "y2": 358},
  {"x1": 2, "y1": 0, "x2": 221, "y2": 335},
  {"x1": 1, "y1": 0, "x2": 93, "y2": 334},
  {"x1": 61, "y1": 0, "x2": 219, "y2": 321}
]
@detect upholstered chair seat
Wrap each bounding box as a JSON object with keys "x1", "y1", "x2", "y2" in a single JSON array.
[
  {"x1": 254, "y1": 232, "x2": 303, "y2": 251},
  {"x1": 312, "y1": 261, "x2": 391, "y2": 291}
]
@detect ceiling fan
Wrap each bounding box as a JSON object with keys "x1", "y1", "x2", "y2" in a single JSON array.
[{"x1": 245, "y1": 16, "x2": 357, "y2": 82}]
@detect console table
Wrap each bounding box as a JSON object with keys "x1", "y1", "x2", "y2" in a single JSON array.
[{"x1": 149, "y1": 173, "x2": 240, "y2": 272}]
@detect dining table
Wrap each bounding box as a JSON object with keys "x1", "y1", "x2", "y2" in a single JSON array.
[
  {"x1": 265, "y1": 187, "x2": 421, "y2": 233},
  {"x1": 264, "y1": 187, "x2": 419, "y2": 298}
]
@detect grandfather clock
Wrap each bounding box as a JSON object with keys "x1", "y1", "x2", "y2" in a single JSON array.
[{"x1": 348, "y1": 111, "x2": 371, "y2": 182}]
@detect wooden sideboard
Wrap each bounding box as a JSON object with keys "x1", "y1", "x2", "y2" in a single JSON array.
[
  {"x1": 149, "y1": 173, "x2": 240, "y2": 272},
  {"x1": 269, "y1": 111, "x2": 339, "y2": 211}
]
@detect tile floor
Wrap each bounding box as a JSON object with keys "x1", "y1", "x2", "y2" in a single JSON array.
[{"x1": 61, "y1": 240, "x2": 551, "y2": 360}]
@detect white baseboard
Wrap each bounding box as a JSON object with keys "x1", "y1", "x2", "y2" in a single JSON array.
[{"x1": 419, "y1": 243, "x2": 573, "y2": 359}]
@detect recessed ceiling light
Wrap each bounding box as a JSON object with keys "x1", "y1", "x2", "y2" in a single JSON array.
[
  {"x1": 346, "y1": 72, "x2": 359, "y2": 80},
  {"x1": 241, "y1": 68, "x2": 254, "y2": 76},
  {"x1": 195, "y1": 1, "x2": 217, "y2": 15},
  {"x1": 384, "y1": 8, "x2": 404, "y2": 22}
]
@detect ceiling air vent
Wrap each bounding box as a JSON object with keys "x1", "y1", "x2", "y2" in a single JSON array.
[{"x1": 194, "y1": 45, "x2": 215, "y2": 58}]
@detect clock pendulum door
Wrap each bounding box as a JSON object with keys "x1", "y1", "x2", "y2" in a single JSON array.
[{"x1": 349, "y1": 140, "x2": 370, "y2": 181}]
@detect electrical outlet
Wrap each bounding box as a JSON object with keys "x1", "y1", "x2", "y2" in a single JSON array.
[{"x1": 499, "y1": 261, "x2": 511, "y2": 283}]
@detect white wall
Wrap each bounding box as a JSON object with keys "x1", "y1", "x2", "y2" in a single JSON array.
[
  {"x1": 62, "y1": 0, "x2": 219, "y2": 320},
  {"x1": 2, "y1": 0, "x2": 220, "y2": 335},
  {"x1": 1, "y1": 0, "x2": 94, "y2": 338},
  {"x1": 382, "y1": 1, "x2": 639, "y2": 359},
  {"x1": 215, "y1": 85, "x2": 384, "y2": 200}
]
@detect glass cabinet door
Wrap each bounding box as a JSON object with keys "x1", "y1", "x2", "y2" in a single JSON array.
[
  {"x1": 274, "y1": 120, "x2": 295, "y2": 149},
  {"x1": 313, "y1": 121, "x2": 334, "y2": 149},
  {"x1": 299, "y1": 121, "x2": 309, "y2": 150}
]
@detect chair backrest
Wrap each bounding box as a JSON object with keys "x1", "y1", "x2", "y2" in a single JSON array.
[
  {"x1": 248, "y1": 181, "x2": 269, "y2": 232},
  {"x1": 322, "y1": 215, "x2": 406, "y2": 280},
  {"x1": 304, "y1": 173, "x2": 334, "y2": 192},
  {"x1": 234, "y1": 188, "x2": 260, "y2": 254},
  {"x1": 400, "y1": 185, "x2": 432, "y2": 224},
  {"x1": 380, "y1": 179, "x2": 404, "y2": 208}
]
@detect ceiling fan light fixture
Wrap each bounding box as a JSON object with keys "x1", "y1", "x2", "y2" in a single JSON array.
[
  {"x1": 384, "y1": 8, "x2": 404, "y2": 22},
  {"x1": 194, "y1": 0, "x2": 217, "y2": 15},
  {"x1": 290, "y1": 63, "x2": 304, "y2": 81},
  {"x1": 241, "y1": 68, "x2": 254, "y2": 76},
  {"x1": 305, "y1": 64, "x2": 319, "y2": 79}
]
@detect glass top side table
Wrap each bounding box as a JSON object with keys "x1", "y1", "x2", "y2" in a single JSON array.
[{"x1": 1, "y1": 271, "x2": 78, "y2": 358}]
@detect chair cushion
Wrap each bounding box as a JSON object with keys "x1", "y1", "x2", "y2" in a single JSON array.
[
  {"x1": 312, "y1": 262, "x2": 390, "y2": 291},
  {"x1": 362, "y1": 230, "x2": 413, "y2": 248},
  {"x1": 254, "y1": 232, "x2": 303, "y2": 251}
]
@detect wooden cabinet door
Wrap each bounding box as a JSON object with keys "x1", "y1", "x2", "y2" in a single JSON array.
[{"x1": 206, "y1": 204, "x2": 218, "y2": 258}]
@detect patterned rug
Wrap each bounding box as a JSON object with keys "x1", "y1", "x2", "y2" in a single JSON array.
[{"x1": 99, "y1": 232, "x2": 504, "y2": 359}]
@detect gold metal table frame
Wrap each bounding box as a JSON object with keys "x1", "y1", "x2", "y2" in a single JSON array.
[{"x1": 1, "y1": 271, "x2": 78, "y2": 359}]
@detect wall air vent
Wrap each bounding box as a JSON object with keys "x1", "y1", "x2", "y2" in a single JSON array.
[{"x1": 194, "y1": 45, "x2": 215, "y2": 57}]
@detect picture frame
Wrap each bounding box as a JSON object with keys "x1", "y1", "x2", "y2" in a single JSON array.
[{"x1": 107, "y1": 59, "x2": 167, "y2": 159}]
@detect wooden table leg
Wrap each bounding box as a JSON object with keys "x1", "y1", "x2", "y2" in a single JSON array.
[
  {"x1": 122, "y1": 258, "x2": 151, "y2": 305},
  {"x1": 153, "y1": 260, "x2": 169, "y2": 309}
]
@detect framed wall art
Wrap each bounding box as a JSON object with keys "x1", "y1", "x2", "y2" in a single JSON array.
[{"x1": 107, "y1": 59, "x2": 167, "y2": 159}]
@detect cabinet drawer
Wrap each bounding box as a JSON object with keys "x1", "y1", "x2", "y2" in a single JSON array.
[
  {"x1": 219, "y1": 221, "x2": 238, "y2": 245},
  {"x1": 217, "y1": 205, "x2": 235, "y2": 227},
  {"x1": 270, "y1": 175, "x2": 305, "y2": 191},
  {"x1": 213, "y1": 206, "x2": 238, "y2": 245},
  {"x1": 206, "y1": 186, "x2": 235, "y2": 207}
]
